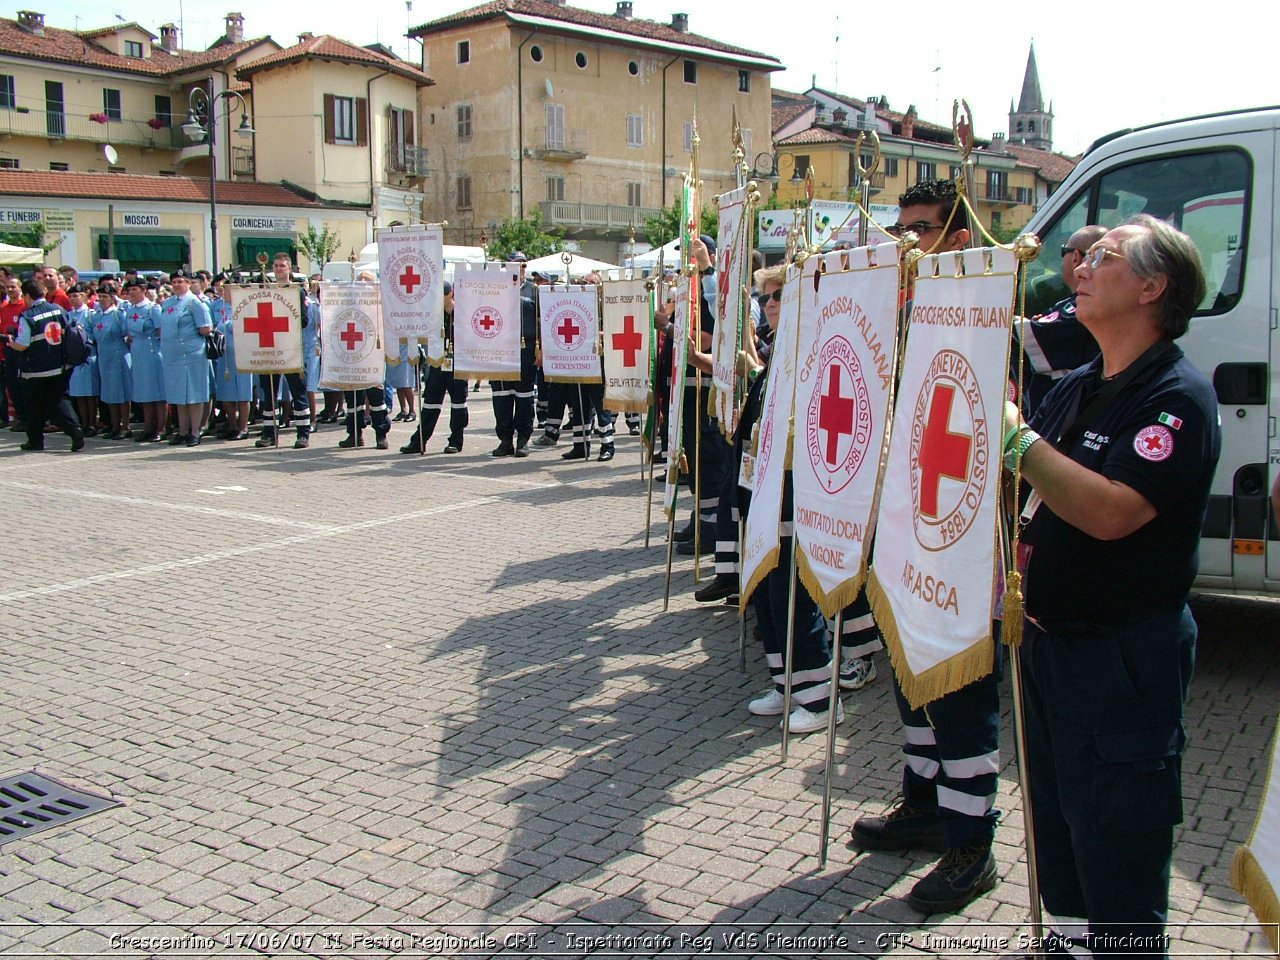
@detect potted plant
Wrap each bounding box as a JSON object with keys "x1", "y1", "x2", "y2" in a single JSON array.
[{"x1": 88, "y1": 112, "x2": 109, "y2": 124}]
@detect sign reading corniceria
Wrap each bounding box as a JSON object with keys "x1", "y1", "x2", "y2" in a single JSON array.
[{"x1": 232, "y1": 216, "x2": 297, "y2": 232}]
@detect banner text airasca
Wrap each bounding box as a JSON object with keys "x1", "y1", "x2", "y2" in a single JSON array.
[{"x1": 900, "y1": 559, "x2": 960, "y2": 615}]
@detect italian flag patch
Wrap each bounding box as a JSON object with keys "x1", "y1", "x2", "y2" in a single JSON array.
[{"x1": 1158, "y1": 412, "x2": 1183, "y2": 430}]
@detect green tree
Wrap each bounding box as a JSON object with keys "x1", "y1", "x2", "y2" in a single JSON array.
[
  {"x1": 0, "y1": 222, "x2": 59, "y2": 256},
  {"x1": 486, "y1": 211, "x2": 562, "y2": 261},
  {"x1": 642, "y1": 201, "x2": 718, "y2": 248},
  {"x1": 295, "y1": 224, "x2": 343, "y2": 270},
  {"x1": 988, "y1": 220, "x2": 1024, "y2": 246}
]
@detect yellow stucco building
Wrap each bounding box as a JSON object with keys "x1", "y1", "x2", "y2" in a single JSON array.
[{"x1": 410, "y1": 0, "x2": 781, "y2": 261}]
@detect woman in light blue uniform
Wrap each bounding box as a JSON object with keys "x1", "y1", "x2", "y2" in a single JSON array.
[
  {"x1": 159, "y1": 270, "x2": 213, "y2": 447},
  {"x1": 92, "y1": 281, "x2": 132, "y2": 439},
  {"x1": 209, "y1": 274, "x2": 253, "y2": 440},
  {"x1": 303, "y1": 283, "x2": 321, "y2": 430},
  {"x1": 65, "y1": 283, "x2": 100, "y2": 436},
  {"x1": 122, "y1": 278, "x2": 165, "y2": 442},
  {"x1": 386, "y1": 337, "x2": 417, "y2": 420}
]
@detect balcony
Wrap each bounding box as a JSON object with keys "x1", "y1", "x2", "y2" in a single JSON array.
[
  {"x1": 853, "y1": 170, "x2": 886, "y2": 195},
  {"x1": 231, "y1": 145, "x2": 255, "y2": 178},
  {"x1": 540, "y1": 201, "x2": 660, "y2": 233},
  {"x1": 386, "y1": 143, "x2": 429, "y2": 178},
  {"x1": 978, "y1": 183, "x2": 1018, "y2": 206},
  {"x1": 0, "y1": 108, "x2": 186, "y2": 150},
  {"x1": 531, "y1": 126, "x2": 587, "y2": 161}
]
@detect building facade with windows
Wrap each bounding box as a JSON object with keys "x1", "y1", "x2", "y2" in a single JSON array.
[{"x1": 410, "y1": 0, "x2": 780, "y2": 260}]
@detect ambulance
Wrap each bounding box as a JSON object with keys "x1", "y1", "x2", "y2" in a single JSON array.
[{"x1": 1018, "y1": 106, "x2": 1279, "y2": 595}]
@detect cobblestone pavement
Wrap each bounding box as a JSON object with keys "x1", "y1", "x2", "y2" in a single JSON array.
[{"x1": 1, "y1": 397, "x2": 1277, "y2": 958}]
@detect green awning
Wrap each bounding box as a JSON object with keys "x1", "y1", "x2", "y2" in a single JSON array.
[
  {"x1": 97, "y1": 234, "x2": 190, "y2": 271},
  {"x1": 235, "y1": 237, "x2": 297, "y2": 270}
]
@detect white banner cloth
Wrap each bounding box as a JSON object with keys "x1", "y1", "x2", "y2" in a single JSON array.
[
  {"x1": 318, "y1": 282, "x2": 384, "y2": 390},
  {"x1": 377, "y1": 225, "x2": 445, "y2": 364},
  {"x1": 867, "y1": 247, "x2": 1015, "y2": 707},
  {"x1": 601, "y1": 278, "x2": 651, "y2": 413},
  {"x1": 792, "y1": 244, "x2": 899, "y2": 615},
  {"x1": 538, "y1": 286, "x2": 601, "y2": 384},
  {"x1": 711, "y1": 187, "x2": 747, "y2": 436},
  {"x1": 1234, "y1": 714, "x2": 1280, "y2": 953},
  {"x1": 452, "y1": 262, "x2": 522, "y2": 380},
  {"x1": 228, "y1": 284, "x2": 303, "y2": 375}
]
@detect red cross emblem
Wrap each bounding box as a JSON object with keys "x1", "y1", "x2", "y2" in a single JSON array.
[
  {"x1": 479, "y1": 314, "x2": 495, "y2": 331},
  {"x1": 339, "y1": 322, "x2": 364, "y2": 351},
  {"x1": 399, "y1": 266, "x2": 422, "y2": 294},
  {"x1": 918, "y1": 383, "x2": 971, "y2": 519},
  {"x1": 556, "y1": 316, "x2": 581, "y2": 345},
  {"x1": 612, "y1": 315, "x2": 643, "y2": 367},
  {"x1": 44, "y1": 321, "x2": 62, "y2": 345},
  {"x1": 244, "y1": 301, "x2": 290, "y2": 348},
  {"x1": 1133, "y1": 425, "x2": 1174, "y2": 462},
  {"x1": 817, "y1": 365, "x2": 855, "y2": 466},
  {"x1": 1143, "y1": 433, "x2": 1164, "y2": 452}
]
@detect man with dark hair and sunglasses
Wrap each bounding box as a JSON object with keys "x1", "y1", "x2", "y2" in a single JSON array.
[
  {"x1": 850, "y1": 180, "x2": 1005, "y2": 916},
  {"x1": 1003, "y1": 215, "x2": 1219, "y2": 957},
  {"x1": 1012, "y1": 224, "x2": 1107, "y2": 416}
]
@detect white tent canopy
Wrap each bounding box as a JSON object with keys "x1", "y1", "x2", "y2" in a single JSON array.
[
  {"x1": 523, "y1": 251, "x2": 619, "y2": 278},
  {"x1": 626, "y1": 238, "x2": 678, "y2": 270},
  {"x1": 0, "y1": 241, "x2": 42, "y2": 265}
]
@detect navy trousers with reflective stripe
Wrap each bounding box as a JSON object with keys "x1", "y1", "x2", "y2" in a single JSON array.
[{"x1": 752, "y1": 535, "x2": 832, "y2": 711}]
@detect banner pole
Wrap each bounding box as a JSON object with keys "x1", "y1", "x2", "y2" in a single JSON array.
[
  {"x1": 645, "y1": 446, "x2": 656, "y2": 549},
  {"x1": 780, "y1": 536, "x2": 798, "y2": 761},
  {"x1": 663, "y1": 499, "x2": 677, "y2": 612},
  {"x1": 738, "y1": 515, "x2": 747, "y2": 673},
  {"x1": 819, "y1": 610, "x2": 844, "y2": 867},
  {"x1": 693, "y1": 364, "x2": 703, "y2": 584},
  {"x1": 270, "y1": 374, "x2": 278, "y2": 448}
]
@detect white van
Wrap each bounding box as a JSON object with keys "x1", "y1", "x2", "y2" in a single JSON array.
[{"x1": 1020, "y1": 106, "x2": 1279, "y2": 596}]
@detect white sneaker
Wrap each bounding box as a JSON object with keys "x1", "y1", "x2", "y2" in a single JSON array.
[
  {"x1": 748, "y1": 688, "x2": 786, "y2": 716},
  {"x1": 783, "y1": 699, "x2": 844, "y2": 734},
  {"x1": 839, "y1": 656, "x2": 878, "y2": 691}
]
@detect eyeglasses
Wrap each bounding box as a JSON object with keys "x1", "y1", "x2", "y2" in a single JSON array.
[
  {"x1": 763, "y1": 289, "x2": 782, "y2": 303},
  {"x1": 1084, "y1": 247, "x2": 1128, "y2": 270},
  {"x1": 886, "y1": 220, "x2": 945, "y2": 238},
  {"x1": 1060, "y1": 245, "x2": 1084, "y2": 258}
]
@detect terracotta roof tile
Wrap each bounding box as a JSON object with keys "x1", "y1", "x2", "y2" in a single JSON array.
[
  {"x1": 238, "y1": 34, "x2": 433, "y2": 86},
  {"x1": 1002, "y1": 142, "x2": 1080, "y2": 185},
  {"x1": 771, "y1": 101, "x2": 811, "y2": 134},
  {"x1": 777, "y1": 127, "x2": 860, "y2": 147},
  {"x1": 771, "y1": 88, "x2": 810, "y2": 103},
  {"x1": 0, "y1": 17, "x2": 275, "y2": 78},
  {"x1": 0, "y1": 171, "x2": 339, "y2": 209},
  {"x1": 410, "y1": 0, "x2": 780, "y2": 67},
  {"x1": 78, "y1": 22, "x2": 157, "y2": 40}
]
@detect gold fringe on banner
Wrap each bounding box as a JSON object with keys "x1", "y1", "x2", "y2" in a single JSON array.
[
  {"x1": 796, "y1": 548, "x2": 867, "y2": 621},
  {"x1": 866, "y1": 569, "x2": 996, "y2": 710},
  {"x1": 1233, "y1": 848, "x2": 1280, "y2": 953},
  {"x1": 603, "y1": 399, "x2": 649, "y2": 414},
  {"x1": 457, "y1": 370, "x2": 516, "y2": 382},
  {"x1": 546, "y1": 374, "x2": 605, "y2": 385},
  {"x1": 739, "y1": 544, "x2": 779, "y2": 618}
]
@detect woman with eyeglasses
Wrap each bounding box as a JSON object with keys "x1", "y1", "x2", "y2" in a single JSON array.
[{"x1": 91, "y1": 281, "x2": 133, "y2": 439}]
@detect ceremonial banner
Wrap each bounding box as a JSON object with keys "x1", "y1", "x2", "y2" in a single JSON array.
[
  {"x1": 739, "y1": 261, "x2": 806, "y2": 607},
  {"x1": 452, "y1": 262, "x2": 522, "y2": 380},
  {"x1": 227, "y1": 284, "x2": 303, "y2": 375},
  {"x1": 662, "y1": 278, "x2": 691, "y2": 517},
  {"x1": 601, "y1": 278, "x2": 651, "y2": 413},
  {"x1": 318, "y1": 282, "x2": 384, "y2": 390},
  {"x1": 1234, "y1": 715, "x2": 1280, "y2": 953},
  {"x1": 792, "y1": 244, "x2": 899, "y2": 616},
  {"x1": 377, "y1": 225, "x2": 445, "y2": 364},
  {"x1": 711, "y1": 187, "x2": 748, "y2": 436},
  {"x1": 867, "y1": 247, "x2": 1016, "y2": 707},
  {"x1": 538, "y1": 285, "x2": 601, "y2": 384}
]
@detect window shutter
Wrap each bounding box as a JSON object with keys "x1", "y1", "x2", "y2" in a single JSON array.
[
  {"x1": 405, "y1": 110, "x2": 415, "y2": 146},
  {"x1": 323, "y1": 94, "x2": 336, "y2": 144},
  {"x1": 356, "y1": 98, "x2": 369, "y2": 147}
]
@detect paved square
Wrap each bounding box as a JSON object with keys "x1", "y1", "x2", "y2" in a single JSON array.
[{"x1": 1, "y1": 400, "x2": 1276, "y2": 957}]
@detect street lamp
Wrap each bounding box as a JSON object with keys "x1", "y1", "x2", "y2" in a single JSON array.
[
  {"x1": 752, "y1": 151, "x2": 807, "y2": 188},
  {"x1": 182, "y1": 87, "x2": 254, "y2": 271}
]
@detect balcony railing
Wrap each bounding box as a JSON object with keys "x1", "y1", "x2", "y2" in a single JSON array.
[
  {"x1": 386, "y1": 143, "x2": 429, "y2": 177},
  {"x1": 978, "y1": 183, "x2": 1018, "y2": 206},
  {"x1": 231, "y1": 145, "x2": 255, "y2": 177},
  {"x1": 531, "y1": 126, "x2": 588, "y2": 160},
  {"x1": 0, "y1": 108, "x2": 187, "y2": 149},
  {"x1": 540, "y1": 201, "x2": 661, "y2": 232}
]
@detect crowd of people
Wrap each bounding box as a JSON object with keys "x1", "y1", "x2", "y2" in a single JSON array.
[{"x1": 4, "y1": 181, "x2": 1226, "y2": 955}]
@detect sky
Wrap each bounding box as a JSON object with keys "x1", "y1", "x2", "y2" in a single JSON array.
[{"x1": 7, "y1": 0, "x2": 1274, "y2": 156}]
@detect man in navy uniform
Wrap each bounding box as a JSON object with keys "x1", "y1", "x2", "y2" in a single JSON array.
[
  {"x1": 1005, "y1": 215, "x2": 1220, "y2": 957},
  {"x1": 6, "y1": 278, "x2": 83, "y2": 451},
  {"x1": 489, "y1": 252, "x2": 536, "y2": 458}
]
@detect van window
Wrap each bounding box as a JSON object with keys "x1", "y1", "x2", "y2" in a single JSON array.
[
  {"x1": 1095, "y1": 150, "x2": 1249, "y2": 314},
  {"x1": 1023, "y1": 189, "x2": 1089, "y2": 316}
]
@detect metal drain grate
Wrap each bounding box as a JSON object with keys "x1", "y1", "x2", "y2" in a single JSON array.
[{"x1": 0, "y1": 772, "x2": 120, "y2": 846}]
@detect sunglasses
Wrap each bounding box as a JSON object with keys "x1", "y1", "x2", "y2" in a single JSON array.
[
  {"x1": 886, "y1": 220, "x2": 945, "y2": 238},
  {"x1": 1060, "y1": 245, "x2": 1084, "y2": 258},
  {"x1": 762, "y1": 290, "x2": 782, "y2": 303}
]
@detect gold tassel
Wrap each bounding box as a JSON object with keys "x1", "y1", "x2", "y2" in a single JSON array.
[{"x1": 1003, "y1": 570, "x2": 1024, "y2": 647}]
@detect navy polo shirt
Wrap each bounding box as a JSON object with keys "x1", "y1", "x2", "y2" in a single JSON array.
[{"x1": 1022, "y1": 347, "x2": 1221, "y2": 624}]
